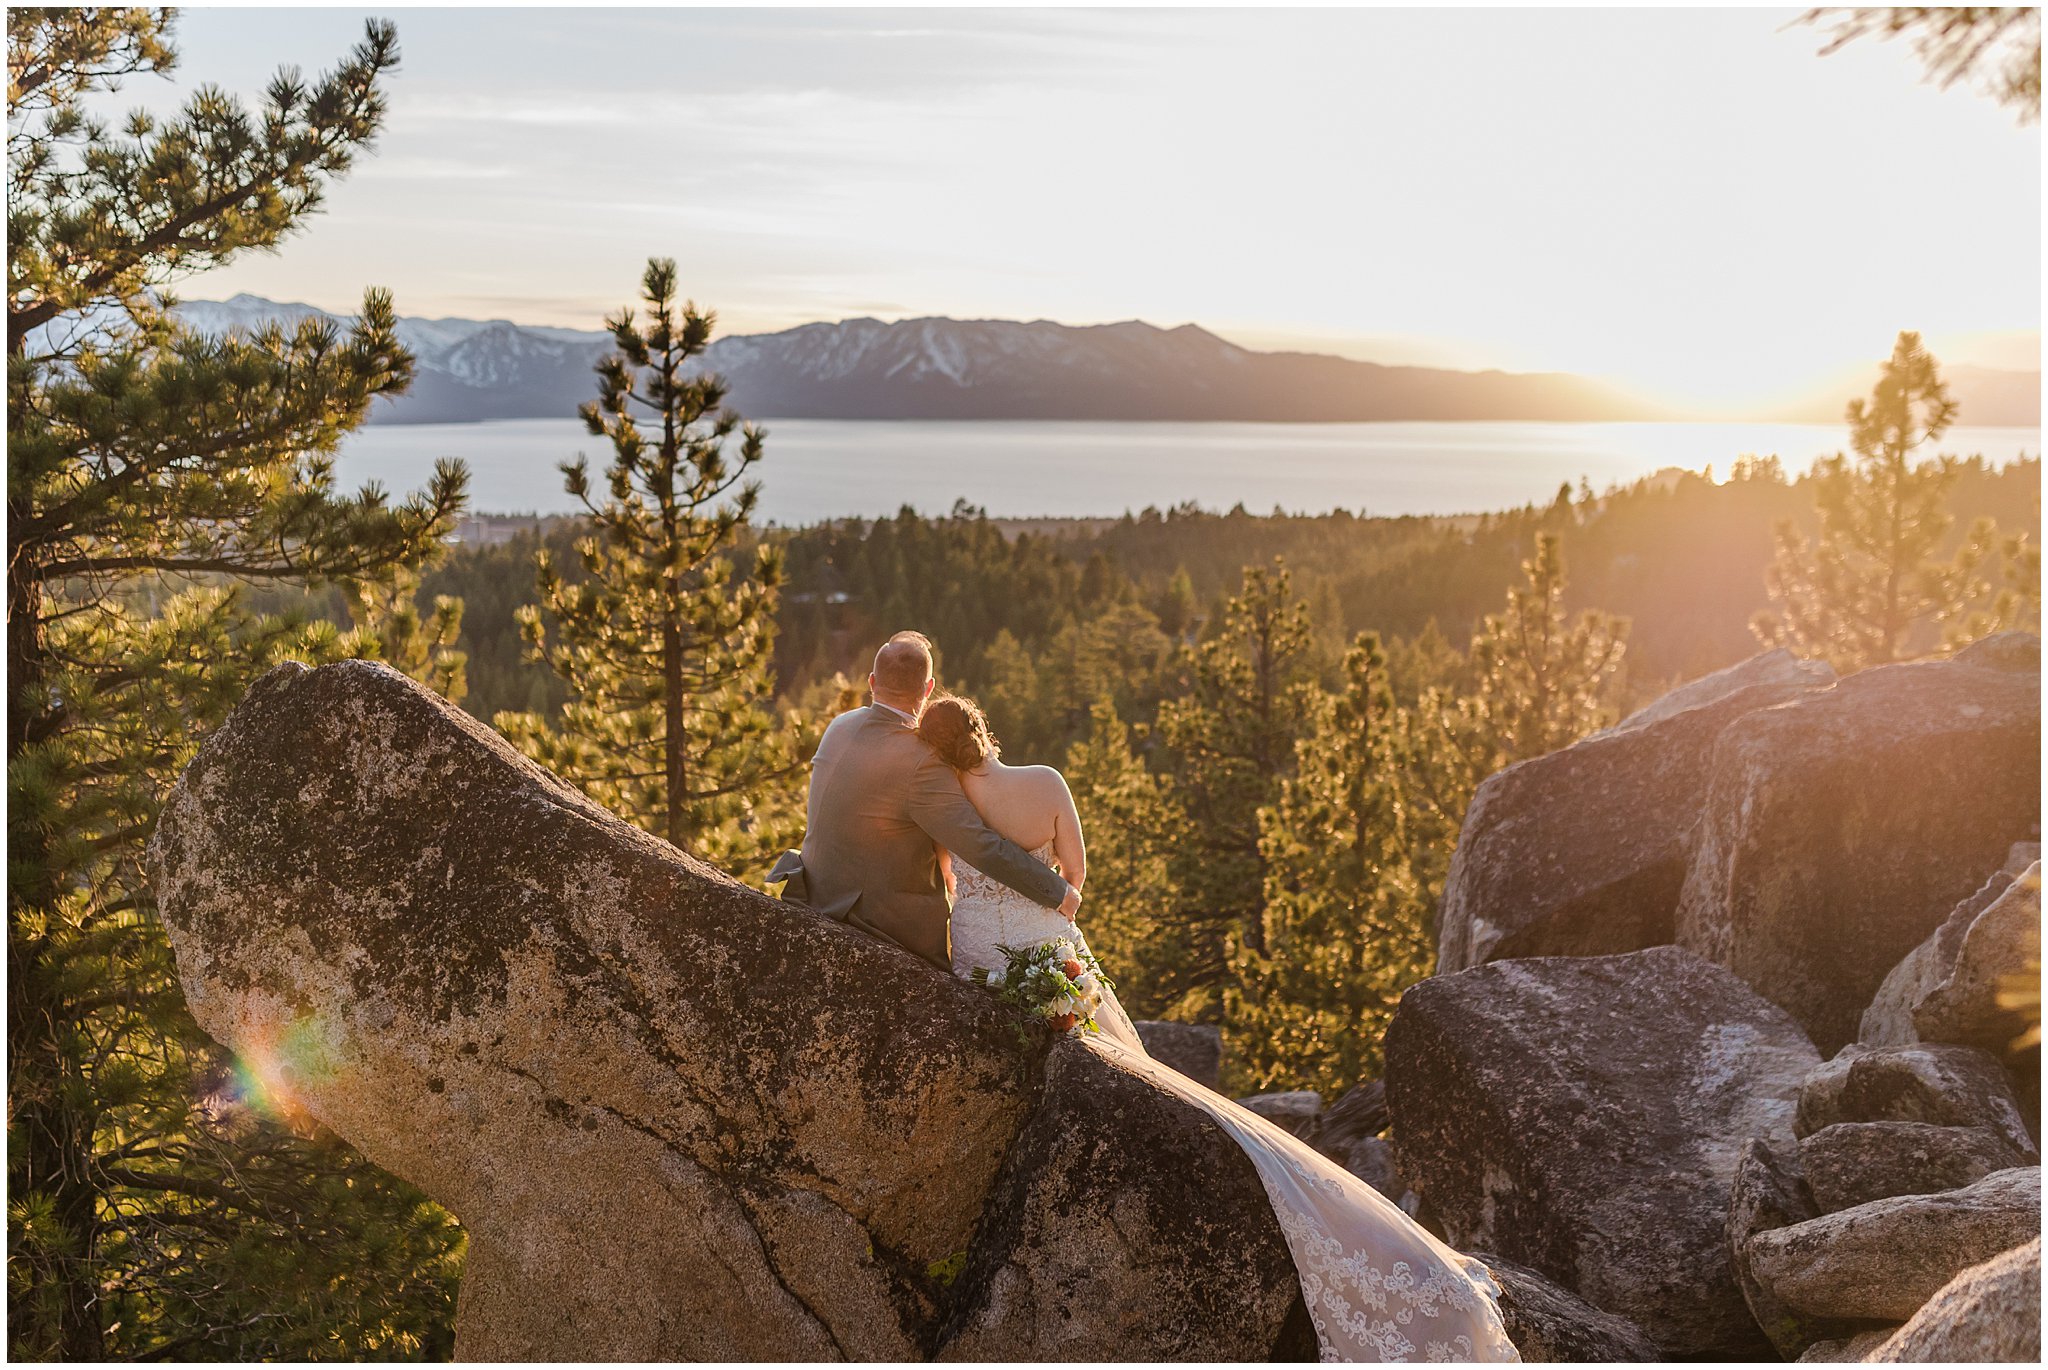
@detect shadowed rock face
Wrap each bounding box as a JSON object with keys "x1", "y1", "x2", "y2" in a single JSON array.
[
  {"x1": 149, "y1": 661, "x2": 1307, "y2": 1361},
  {"x1": 1674, "y1": 638, "x2": 2042, "y2": 1055},
  {"x1": 1383, "y1": 946, "x2": 1819, "y2": 1360},
  {"x1": 1860, "y1": 846, "x2": 2039, "y2": 1049},
  {"x1": 1437, "y1": 652, "x2": 1832, "y2": 973}
]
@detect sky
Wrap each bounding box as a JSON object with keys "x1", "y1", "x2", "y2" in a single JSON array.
[{"x1": 117, "y1": 5, "x2": 2041, "y2": 414}]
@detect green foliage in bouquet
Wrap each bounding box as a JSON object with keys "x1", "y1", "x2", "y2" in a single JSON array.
[{"x1": 972, "y1": 938, "x2": 1117, "y2": 1034}]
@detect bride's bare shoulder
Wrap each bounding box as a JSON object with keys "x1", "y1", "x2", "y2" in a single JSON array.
[{"x1": 1007, "y1": 763, "x2": 1074, "y2": 798}]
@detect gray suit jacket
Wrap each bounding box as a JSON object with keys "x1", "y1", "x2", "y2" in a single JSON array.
[{"x1": 789, "y1": 703, "x2": 1068, "y2": 968}]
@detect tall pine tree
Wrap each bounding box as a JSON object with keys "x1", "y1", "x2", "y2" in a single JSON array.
[
  {"x1": 8, "y1": 11, "x2": 468, "y2": 1358},
  {"x1": 1753, "y1": 332, "x2": 2000, "y2": 670},
  {"x1": 1227, "y1": 633, "x2": 1431, "y2": 1094},
  {"x1": 496, "y1": 259, "x2": 805, "y2": 872},
  {"x1": 1138, "y1": 561, "x2": 1321, "y2": 1018},
  {"x1": 1403, "y1": 533, "x2": 1627, "y2": 881}
]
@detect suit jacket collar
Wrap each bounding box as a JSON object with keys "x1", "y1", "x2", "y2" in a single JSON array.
[{"x1": 871, "y1": 700, "x2": 918, "y2": 728}]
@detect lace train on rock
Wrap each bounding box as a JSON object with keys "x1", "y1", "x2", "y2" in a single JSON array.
[
  {"x1": 1100, "y1": 1038, "x2": 1519, "y2": 1363},
  {"x1": 949, "y1": 845, "x2": 1518, "y2": 1363}
]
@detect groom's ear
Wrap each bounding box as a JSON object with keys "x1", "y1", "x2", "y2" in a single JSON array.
[{"x1": 921, "y1": 677, "x2": 936, "y2": 699}]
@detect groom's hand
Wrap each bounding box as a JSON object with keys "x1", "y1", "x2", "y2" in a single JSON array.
[{"x1": 1058, "y1": 883, "x2": 1082, "y2": 921}]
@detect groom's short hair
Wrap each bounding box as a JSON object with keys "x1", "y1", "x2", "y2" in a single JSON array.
[{"x1": 873, "y1": 630, "x2": 934, "y2": 698}]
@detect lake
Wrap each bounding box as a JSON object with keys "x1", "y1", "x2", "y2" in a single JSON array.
[{"x1": 337, "y1": 418, "x2": 2043, "y2": 525}]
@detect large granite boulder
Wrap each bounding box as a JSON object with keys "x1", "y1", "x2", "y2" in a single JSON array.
[
  {"x1": 1799, "y1": 1121, "x2": 2032, "y2": 1212},
  {"x1": 1744, "y1": 1167, "x2": 2040, "y2": 1323},
  {"x1": 148, "y1": 661, "x2": 1310, "y2": 1361},
  {"x1": 1861, "y1": 847, "x2": 2039, "y2": 1048},
  {"x1": 939, "y1": 1038, "x2": 1315, "y2": 1360},
  {"x1": 1470, "y1": 1253, "x2": 1665, "y2": 1362},
  {"x1": 1438, "y1": 651, "x2": 1831, "y2": 971},
  {"x1": 1383, "y1": 946, "x2": 1819, "y2": 1358},
  {"x1": 1868, "y1": 1236, "x2": 2040, "y2": 1363},
  {"x1": 1675, "y1": 637, "x2": 2042, "y2": 1054}
]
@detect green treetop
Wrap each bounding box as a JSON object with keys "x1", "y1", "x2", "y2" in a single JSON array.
[
  {"x1": 1227, "y1": 633, "x2": 1432, "y2": 1095},
  {"x1": 1139, "y1": 560, "x2": 1322, "y2": 1017},
  {"x1": 1752, "y1": 331, "x2": 2015, "y2": 671},
  {"x1": 496, "y1": 259, "x2": 806, "y2": 870},
  {"x1": 1404, "y1": 533, "x2": 1628, "y2": 877}
]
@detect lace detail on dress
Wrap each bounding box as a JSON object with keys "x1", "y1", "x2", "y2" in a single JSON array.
[
  {"x1": 951, "y1": 840, "x2": 1057, "y2": 913},
  {"x1": 1252, "y1": 1118, "x2": 1506, "y2": 1364},
  {"x1": 1094, "y1": 1041, "x2": 1520, "y2": 1364}
]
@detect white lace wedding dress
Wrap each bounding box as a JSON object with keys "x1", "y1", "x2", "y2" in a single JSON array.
[{"x1": 950, "y1": 845, "x2": 1520, "y2": 1364}]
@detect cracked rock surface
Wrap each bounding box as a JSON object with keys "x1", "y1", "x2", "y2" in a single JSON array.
[{"x1": 150, "y1": 661, "x2": 1308, "y2": 1361}]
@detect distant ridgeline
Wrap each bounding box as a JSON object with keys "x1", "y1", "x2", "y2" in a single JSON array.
[{"x1": 172, "y1": 295, "x2": 2044, "y2": 427}]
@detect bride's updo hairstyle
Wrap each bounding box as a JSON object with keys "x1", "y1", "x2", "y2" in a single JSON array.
[{"x1": 919, "y1": 694, "x2": 1000, "y2": 772}]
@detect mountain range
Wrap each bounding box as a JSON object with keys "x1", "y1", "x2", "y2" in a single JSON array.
[{"x1": 172, "y1": 295, "x2": 2040, "y2": 428}]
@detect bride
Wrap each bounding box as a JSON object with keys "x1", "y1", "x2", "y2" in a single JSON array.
[{"x1": 916, "y1": 694, "x2": 1519, "y2": 1365}]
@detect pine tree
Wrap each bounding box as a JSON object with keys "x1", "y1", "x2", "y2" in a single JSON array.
[
  {"x1": 1226, "y1": 634, "x2": 1432, "y2": 1094},
  {"x1": 1753, "y1": 332, "x2": 1998, "y2": 671},
  {"x1": 1944, "y1": 529, "x2": 2042, "y2": 647},
  {"x1": 8, "y1": 12, "x2": 468, "y2": 1359},
  {"x1": 1060, "y1": 698, "x2": 1178, "y2": 1017},
  {"x1": 1141, "y1": 560, "x2": 1322, "y2": 1016},
  {"x1": 343, "y1": 564, "x2": 468, "y2": 704},
  {"x1": 1403, "y1": 533, "x2": 1627, "y2": 878},
  {"x1": 495, "y1": 259, "x2": 805, "y2": 872}
]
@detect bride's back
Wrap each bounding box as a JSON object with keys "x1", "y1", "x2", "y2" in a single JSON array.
[
  {"x1": 958, "y1": 761, "x2": 1067, "y2": 853},
  {"x1": 919, "y1": 695, "x2": 1086, "y2": 888}
]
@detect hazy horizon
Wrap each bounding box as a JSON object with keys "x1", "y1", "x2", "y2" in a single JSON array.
[{"x1": 98, "y1": 7, "x2": 2041, "y2": 416}]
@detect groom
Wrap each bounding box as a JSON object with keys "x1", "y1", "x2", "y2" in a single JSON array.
[{"x1": 776, "y1": 630, "x2": 1079, "y2": 970}]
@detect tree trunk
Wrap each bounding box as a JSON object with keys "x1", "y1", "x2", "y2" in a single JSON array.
[
  {"x1": 662, "y1": 618, "x2": 687, "y2": 850},
  {"x1": 7, "y1": 555, "x2": 108, "y2": 1361}
]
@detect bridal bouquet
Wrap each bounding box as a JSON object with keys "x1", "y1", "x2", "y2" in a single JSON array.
[{"x1": 972, "y1": 939, "x2": 1115, "y2": 1034}]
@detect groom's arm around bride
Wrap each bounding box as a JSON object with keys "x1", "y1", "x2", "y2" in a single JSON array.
[{"x1": 774, "y1": 631, "x2": 1077, "y2": 969}]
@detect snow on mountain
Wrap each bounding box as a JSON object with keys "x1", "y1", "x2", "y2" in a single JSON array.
[{"x1": 163, "y1": 294, "x2": 1675, "y2": 424}]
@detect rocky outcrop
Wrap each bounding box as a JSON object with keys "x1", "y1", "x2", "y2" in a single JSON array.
[
  {"x1": 1383, "y1": 946, "x2": 1818, "y2": 1358},
  {"x1": 1795, "y1": 1045, "x2": 1869, "y2": 1137},
  {"x1": 1304, "y1": 1082, "x2": 1403, "y2": 1198},
  {"x1": 1132, "y1": 1020, "x2": 1221, "y2": 1091},
  {"x1": 1725, "y1": 1137, "x2": 1860, "y2": 1358},
  {"x1": 1861, "y1": 847, "x2": 2039, "y2": 1049},
  {"x1": 149, "y1": 661, "x2": 1310, "y2": 1361},
  {"x1": 1438, "y1": 651, "x2": 1831, "y2": 972},
  {"x1": 1799, "y1": 1121, "x2": 2031, "y2": 1213},
  {"x1": 1471, "y1": 1253, "x2": 1664, "y2": 1362},
  {"x1": 939, "y1": 1038, "x2": 1315, "y2": 1361},
  {"x1": 1914, "y1": 863, "x2": 2041, "y2": 1054},
  {"x1": 1868, "y1": 1236, "x2": 2041, "y2": 1363},
  {"x1": 1674, "y1": 637, "x2": 2042, "y2": 1054},
  {"x1": 1795, "y1": 1043, "x2": 2036, "y2": 1159},
  {"x1": 1744, "y1": 1167, "x2": 2040, "y2": 1323},
  {"x1": 1305, "y1": 1080, "x2": 1388, "y2": 1154}
]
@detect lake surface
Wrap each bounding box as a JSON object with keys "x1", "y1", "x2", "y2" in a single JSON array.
[{"x1": 338, "y1": 418, "x2": 2042, "y2": 525}]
